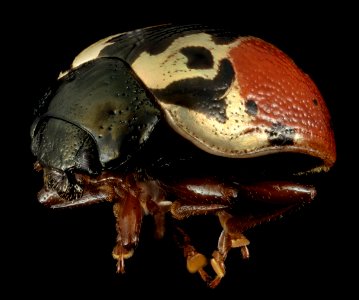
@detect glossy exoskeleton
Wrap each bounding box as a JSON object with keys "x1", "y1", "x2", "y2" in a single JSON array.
[{"x1": 31, "y1": 24, "x2": 336, "y2": 288}]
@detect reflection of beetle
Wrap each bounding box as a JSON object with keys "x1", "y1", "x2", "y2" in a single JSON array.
[{"x1": 31, "y1": 24, "x2": 336, "y2": 288}]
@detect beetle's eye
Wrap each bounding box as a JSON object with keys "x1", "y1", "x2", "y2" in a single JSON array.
[{"x1": 44, "y1": 168, "x2": 83, "y2": 200}]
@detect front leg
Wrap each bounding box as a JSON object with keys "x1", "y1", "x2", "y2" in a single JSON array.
[
  {"x1": 112, "y1": 189, "x2": 143, "y2": 273},
  {"x1": 37, "y1": 167, "x2": 147, "y2": 273}
]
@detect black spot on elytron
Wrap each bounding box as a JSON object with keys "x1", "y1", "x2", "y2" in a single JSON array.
[
  {"x1": 313, "y1": 99, "x2": 318, "y2": 106},
  {"x1": 152, "y1": 59, "x2": 235, "y2": 123},
  {"x1": 99, "y1": 25, "x2": 241, "y2": 64},
  {"x1": 100, "y1": 25, "x2": 212, "y2": 64},
  {"x1": 180, "y1": 47, "x2": 214, "y2": 69},
  {"x1": 205, "y1": 28, "x2": 241, "y2": 45},
  {"x1": 266, "y1": 123, "x2": 295, "y2": 146},
  {"x1": 245, "y1": 99, "x2": 258, "y2": 116}
]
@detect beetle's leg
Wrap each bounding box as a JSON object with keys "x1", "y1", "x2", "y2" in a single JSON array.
[
  {"x1": 162, "y1": 179, "x2": 234, "y2": 285},
  {"x1": 170, "y1": 180, "x2": 316, "y2": 220},
  {"x1": 39, "y1": 170, "x2": 144, "y2": 273},
  {"x1": 208, "y1": 212, "x2": 250, "y2": 288},
  {"x1": 168, "y1": 178, "x2": 235, "y2": 219},
  {"x1": 171, "y1": 202, "x2": 228, "y2": 219},
  {"x1": 165, "y1": 178, "x2": 237, "y2": 284},
  {"x1": 38, "y1": 171, "x2": 171, "y2": 273},
  {"x1": 137, "y1": 180, "x2": 172, "y2": 239},
  {"x1": 112, "y1": 187, "x2": 143, "y2": 274},
  {"x1": 168, "y1": 179, "x2": 316, "y2": 287},
  {"x1": 38, "y1": 169, "x2": 145, "y2": 273},
  {"x1": 152, "y1": 201, "x2": 172, "y2": 239},
  {"x1": 207, "y1": 182, "x2": 316, "y2": 287},
  {"x1": 208, "y1": 205, "x2": 304, "y2": 288},
  {"x1": 113, "y1": 178, "x2": 176, "y2": 273},
  {"x1": 174, "y1": 226, "x2": 210, "y2": 283}
]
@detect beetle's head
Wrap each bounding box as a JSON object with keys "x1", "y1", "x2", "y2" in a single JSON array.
[
  {"x1": 31, "y1": 58, "x2": 161, "y2": 179},
  {"x1": 41, "y1": 166, "x2": 83, "y2": 200},
  {"x1": 30, "y1": 58, "x2": 161, "y2": 201},
  {"x1": 31, "y1": 117, "x2": 102, "y2": 201}
]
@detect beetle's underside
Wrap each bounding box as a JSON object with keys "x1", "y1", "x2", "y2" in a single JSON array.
[{"x1": 35, "y1": 129, "x2": 318, "y2": 288}]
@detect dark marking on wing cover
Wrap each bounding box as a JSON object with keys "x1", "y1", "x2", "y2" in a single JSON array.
[
  {"x1": 99, "y1": 25, "x2": 241, "y2": 64},
  {"x1": 180, "y1": 46, "x2": 214, "y2": 69},
  {"x1": 267, "y1": 123, "x2": 295, "y2": 146},
  {"x1": 152, "y1": 59, "x2": 235, "y2": 123}
]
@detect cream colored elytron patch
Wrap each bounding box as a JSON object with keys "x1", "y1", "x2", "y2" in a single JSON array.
[
  {"x1": 58, "y1": 24, "x2": 171, "y2": 79},
  {"x1": 158, "y1": 80, "x2": 272, "y2": 158},
  {"x1": 58, "y1": 33, "x2": 123, "y2": 79},
  {"x1": 131, "y1": 33, "x2": 241, "y2": 90}
]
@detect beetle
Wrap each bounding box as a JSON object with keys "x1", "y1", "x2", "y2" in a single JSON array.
[{"x1": 31, "y1": 24, "x2": 336, "y2": 288}]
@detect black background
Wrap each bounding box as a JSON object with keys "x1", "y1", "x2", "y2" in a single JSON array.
[{"x1": 4, "y1": 3, "x2": 355, "y2": 297}]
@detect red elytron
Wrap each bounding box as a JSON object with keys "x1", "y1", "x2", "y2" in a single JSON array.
[{"x1": 230, "y1": 38, "x2": 335, "y2": 167}]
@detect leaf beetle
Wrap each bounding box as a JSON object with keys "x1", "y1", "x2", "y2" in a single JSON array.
[{"x1": 31, "y1": 24, "x2": 336, "y2": 288}]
